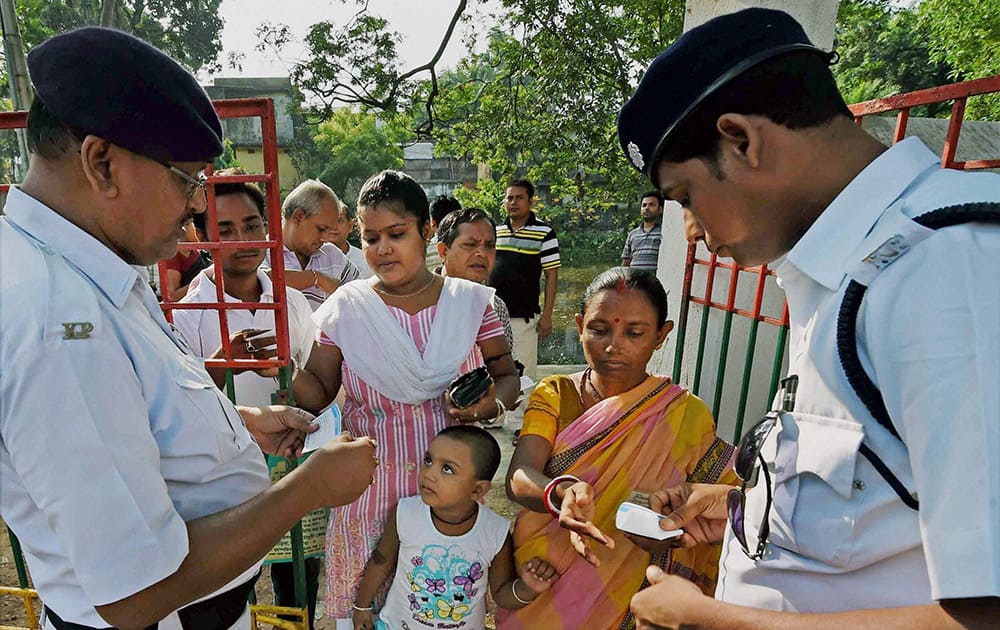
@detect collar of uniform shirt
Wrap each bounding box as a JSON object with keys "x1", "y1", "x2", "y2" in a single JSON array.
[
  {"x1": 3, "y1": 187, "x2": 141, "y2": 309},
  {"x1": 784, "y1": 137, "x2": 939, "y2": 292}
]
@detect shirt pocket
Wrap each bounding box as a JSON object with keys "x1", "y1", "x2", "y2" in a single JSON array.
[
  {"x1": 769, "y1": 411, "x2": 864, "y2": 568},
  {"x1": 173, "y1": 353, "x2": 251, "y2": 460}
]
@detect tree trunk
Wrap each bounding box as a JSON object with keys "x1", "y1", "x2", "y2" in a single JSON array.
[
  {"x1": 0, "y1": 0, "x2": 33, "y2": 179},
  {"x1": 100, "y1": 0, "x2": 118, "y2": 27}
]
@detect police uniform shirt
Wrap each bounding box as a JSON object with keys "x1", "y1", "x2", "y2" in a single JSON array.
[
  {"x1": 0, "y1": 188, "x2": 271, "y2": 627},
  {"x1": 173, "y1": 269, "x2": 316, "y2": 407},
  {"x1": 716, "y1": 137, "x2": 1000, "y2": 611}
]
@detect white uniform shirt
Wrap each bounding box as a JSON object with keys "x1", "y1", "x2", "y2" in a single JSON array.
[
  {"x1": 345, "y1": 243, "x2": 373, "y2": 280},
  {"x1": 0, "y1": 189, "x2": 270, "y2": 627},
  {"x1": 172, "y1": 269, "x2": 316, "y2": 407},
  {"x1": 717, "y1": 138, "x2": 1000, "y2": 610},
  {"x1": 272, "y1": 243, "x2": 359, "y2": 310}
]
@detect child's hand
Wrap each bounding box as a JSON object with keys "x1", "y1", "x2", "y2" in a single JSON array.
[
  {"x1": 519, "y1": 557, "x2": 560, "y2": 595},
  {"x1": 352, "y1": 608, "x2": 375, "y2": 630}
]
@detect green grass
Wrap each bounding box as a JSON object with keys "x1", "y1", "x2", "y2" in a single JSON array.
[{"x1": 539, "y1": 263, "x2": 610, "y2": 364}]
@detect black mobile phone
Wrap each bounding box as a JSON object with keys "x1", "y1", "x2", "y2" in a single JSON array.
[{"x1": 447, "y1": 366, "x2": 493, "y2": 408}]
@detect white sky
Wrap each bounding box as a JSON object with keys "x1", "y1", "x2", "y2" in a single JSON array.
[{"x1": 211, "y1": 0, "x2": 495, "y2": 81}]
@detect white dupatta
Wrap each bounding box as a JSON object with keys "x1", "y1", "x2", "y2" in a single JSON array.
[{"x1": 312, "y1": 276, "x2": 495, "y2": 404}]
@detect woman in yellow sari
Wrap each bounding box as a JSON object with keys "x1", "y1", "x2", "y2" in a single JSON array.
[{"x1": 499, "y1": 267, "x2": 736, "y2": 629}]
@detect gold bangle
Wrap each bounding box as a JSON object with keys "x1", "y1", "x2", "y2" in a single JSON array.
[
  {"x1": 352, "y1": 603, "x2": 374, "y2": 612},
  {"x1": 312, "y1": 270, "x2": 319, "y2": 288}
]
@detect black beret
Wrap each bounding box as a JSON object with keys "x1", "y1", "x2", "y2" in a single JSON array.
[
  {"x1": 617, "y1": 8, "x2": 826, "y2": 181},
  {"x1": 27, "y1": 27, "x2": 223, "y2": 163}
]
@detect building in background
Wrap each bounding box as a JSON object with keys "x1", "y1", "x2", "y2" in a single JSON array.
[
  {"x1": 204, "y1": 77, "x2": 300, "y2": 190},
  {"x1": 403, "y1": 142, "x2": 478, "y2": 198}
]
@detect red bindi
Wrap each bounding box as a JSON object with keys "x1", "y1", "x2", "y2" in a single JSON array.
[{"x1": 614, "y1": 318, "x2": 620, "y2": 323}]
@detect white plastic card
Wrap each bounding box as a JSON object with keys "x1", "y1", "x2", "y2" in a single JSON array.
[
  {"x1": 615, "y1": 501, "x2": 683, "y2": 540},
  {"x1": 303, "y1": 403, "x2": 342, "y2": 453}
]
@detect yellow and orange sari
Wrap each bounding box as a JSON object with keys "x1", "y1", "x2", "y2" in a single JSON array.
[{"x1": 498, "y1": 374, "x2": 736, "y2": 630}]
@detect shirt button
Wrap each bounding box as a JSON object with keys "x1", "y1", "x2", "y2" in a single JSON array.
[
  {"x1": 406, "y1": 462, "x2": 416, "y2": 473},
  {"x1": 853, "y1": 480, "x2": 865, "y2": 491}
]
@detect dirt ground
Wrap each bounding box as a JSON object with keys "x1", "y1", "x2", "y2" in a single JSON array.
[{"x1": 0, "y1": 437, "x2": 523, "y2": 630}]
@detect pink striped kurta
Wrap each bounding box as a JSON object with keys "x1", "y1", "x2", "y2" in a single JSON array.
[{"x1": 320, "y1": 303, "x2": 503, "y2": 619}]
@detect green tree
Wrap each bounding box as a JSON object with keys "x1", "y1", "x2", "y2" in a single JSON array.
[
  {"x1": 916, "y1": 0, "x2": 1000, "y2": 119},
  {"x1": 256, "y1": 0, "x2": 469, "y2": 134},
  {"x1": 309, "y1": 108, "x2": 404, "y2": 204},
  {"x1": 270, "y1": 0, "x2": 999, "y2": 265},
  {"x1": 265, "y1": 0, "x2": 684, "y2": 262},
  {"x1": 833, "y1": 0, "x2": 953, "y2": 116},
  {"x1": 13, "y1": 0, "x2": 224, "y2": 72},
  {"x1": 430, "y1": 1, "x2": 684, "y2": 212},
  {"x1": 213, "y1": 138, "x2": 243, "y2": 171}
]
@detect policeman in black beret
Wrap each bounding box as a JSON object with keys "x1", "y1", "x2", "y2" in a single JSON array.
[
  {"x1": 0, "y1": 27, "x2": 378, "y2": 629},
  {"x1": 615, "y1": 8, "x2": 1000, "y2": 629}
]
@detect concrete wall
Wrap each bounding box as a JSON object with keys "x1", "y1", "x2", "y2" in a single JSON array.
[
  {"x1": 861, "y1": 116, "x2": 1000, "y2": 171},
  {"x1": 233, "y1": 148, "x2": 299, "y2": 193},
  {"x1": 204, "y1": 77, "x2": 297, "y2": 148}
]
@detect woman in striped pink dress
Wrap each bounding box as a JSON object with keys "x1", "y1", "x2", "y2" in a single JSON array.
[{"x1": 299, "y1": 171, "x2": 520, "y2": 629}]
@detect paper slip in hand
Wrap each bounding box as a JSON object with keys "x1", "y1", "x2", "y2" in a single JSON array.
[
  {"x1": 615, "y1": 502, "x2": 683, "y2": 540},
  {"x1": 303, "y1": 404, "x2": 342, "y2": 453}
]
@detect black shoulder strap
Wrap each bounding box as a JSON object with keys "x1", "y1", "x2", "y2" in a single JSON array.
[{"x1": 836, "y1": 202, "x2": 1000, "y2": 511}]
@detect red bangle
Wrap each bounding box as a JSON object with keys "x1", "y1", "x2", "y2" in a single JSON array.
[{"x1": 543, "y1": 475, "x2": 580, "y2": 518}]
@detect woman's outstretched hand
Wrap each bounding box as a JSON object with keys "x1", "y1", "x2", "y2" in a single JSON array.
[{"x1": 558, "y1": 481, "x2": 615, "y2": 566}]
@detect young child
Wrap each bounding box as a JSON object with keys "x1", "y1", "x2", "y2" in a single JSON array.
[{"x1": 352, "y1": 426, "x2": 558, "y2": 630}]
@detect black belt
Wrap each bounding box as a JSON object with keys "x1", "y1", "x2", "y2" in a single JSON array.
[{"x1": 44, "y1": 571, "x2": 259, "y2": 630}]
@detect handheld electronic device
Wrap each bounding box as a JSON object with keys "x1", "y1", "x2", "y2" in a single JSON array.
[{"x1": 615, "y1": 502, "x2": 683, "y2": 540}]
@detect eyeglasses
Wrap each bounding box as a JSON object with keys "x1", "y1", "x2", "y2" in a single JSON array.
[
  {"x1": 727, "y1": 375, "x2": 797, "y2": 560},
  {"x1": 163, "y1": 163, "x2": 208, "y2": 206}
]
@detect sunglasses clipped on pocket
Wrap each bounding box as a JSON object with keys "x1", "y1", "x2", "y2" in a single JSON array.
[{"x1": 727, "y1": 375, "x2": 797, "y2": 560}]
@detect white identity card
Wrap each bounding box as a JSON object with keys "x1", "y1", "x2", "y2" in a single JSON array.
[{"x1": 303, "y1": 404, "x2": 342, "y2": 453}]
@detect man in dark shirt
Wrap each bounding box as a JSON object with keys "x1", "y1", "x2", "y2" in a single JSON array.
[{"x1": 489, "y1": 179, "x2": 560, "y2": 420}]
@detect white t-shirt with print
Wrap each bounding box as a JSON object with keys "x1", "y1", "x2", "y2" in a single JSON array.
[{"x1": 379, "y1": 496, "x2": 508, "y2": 630}]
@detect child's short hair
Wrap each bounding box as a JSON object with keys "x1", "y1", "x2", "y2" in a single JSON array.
[{"x1": 437, "y1": 425, "x2": 501, "y2": 481}]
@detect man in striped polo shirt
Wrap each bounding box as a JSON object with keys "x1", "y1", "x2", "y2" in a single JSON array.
[
  {"x1": 489, "y1": 179, "x2": 560, "y2": 413},
  {"x1": 621, "y1": 190, "x2": 664, "y2": 270}
]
